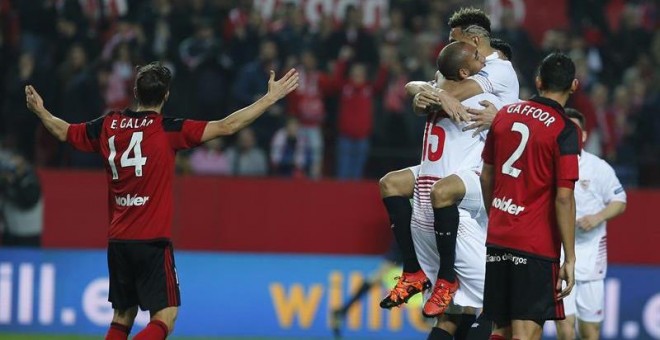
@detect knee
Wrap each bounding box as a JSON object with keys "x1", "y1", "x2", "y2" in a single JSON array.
[
  {"x1": 379, "y1": 172, "x2": 409, "y2": 197},
  {"x1": 431, "y1": 182, "x2": 457, "y2": 207},
  {"x1": 556, "y1": 321, "x2": 576, "y2": 340},
  {"x1": 113, "y1": 306, "x2": 138, "y2": 326}
]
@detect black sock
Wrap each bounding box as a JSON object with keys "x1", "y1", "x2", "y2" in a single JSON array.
[
  {"x1": 433, "y1": 204, "x2": 459, "y2": 281},
  {"x1": 455, "y1": 314, "x2": 477, "y2": 340},
  {"x1": 427, "y1": 327, "x2": 453, "y2": 340},
  {"x1": 467, "y1": 313, "x2": 492, "y2": 340},
  {"x1": 383, "y1": 196, "x2": 420, "y2": 273},
  {"x1": 338, "y1": 281, "x2": 373, "y2": 314}
]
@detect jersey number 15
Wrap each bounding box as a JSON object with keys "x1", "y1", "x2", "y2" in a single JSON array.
[{"x1": 107, "y1": 132, "x2": 148, "y2": 180}]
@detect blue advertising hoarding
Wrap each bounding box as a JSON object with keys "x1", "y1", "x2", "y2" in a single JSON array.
[{"x1": 0, "y1": 248, "x2": 658, "y2": 339}]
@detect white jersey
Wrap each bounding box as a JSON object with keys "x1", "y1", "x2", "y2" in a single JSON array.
[
  {"x1": 411, "y1": 52, "x2": 519, "y2": 232},
  {"x1": 468, "y1": 52, "x2": 520, "y2": 105},
  {"x1": 573, "y1": 151, "x2": 626, "y2": 281},
  {"x1": 411, "y1": 93, "x2": 504, "y2": 232}
]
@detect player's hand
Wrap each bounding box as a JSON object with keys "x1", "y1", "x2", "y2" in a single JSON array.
[
  {"x1": 25, "y1": 85, "x2": 46, "y2": 115},
  {"x1": 463, "y1": 100, "x2": 498, "y2": 137},
  {"x1": 557, "y1": 260, "x2": 575, "y2": 300},
  {"x1": 266, "y1": 69, "x2": 299, "y2": 102},
  {"x1": 577, "y1": 214, "x2": 602, "y2": 231},
  {"x1": 413, "y1": 90, "x2": 441, "y2": 111},
  {"x1": 437, "y1": 90, "x2": 469, "y2": 122}
]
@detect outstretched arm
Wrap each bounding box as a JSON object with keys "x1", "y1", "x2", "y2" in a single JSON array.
[
  {"x1": 25, "y1": 85, "x2": 69, "y2": 142},
  {"x1": 201, "y1": 69, "x2": 299, "y2": 142}
]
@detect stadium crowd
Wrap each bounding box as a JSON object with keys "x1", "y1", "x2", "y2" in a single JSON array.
[{"x1": 0, "y1": 0, "x2": 657, "y2": 185}]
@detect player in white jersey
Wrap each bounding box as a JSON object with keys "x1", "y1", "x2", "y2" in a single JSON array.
[
  {"x1": 379, "y1": 12, "x2": 520, "y2": 332},
  {"x1": 409, "y1": 26, "x2": 520, "y2": 320},
  {"x1": 555, "y1": 109, "x2": 627, "y2": 340}
]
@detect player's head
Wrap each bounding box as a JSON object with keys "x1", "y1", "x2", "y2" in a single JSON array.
[
  {"x1": 448, "y1": 7, "x2": 491, "y2": 43},
  {"x1": 436, "y1": 41, "x2": 485, "y2": 81},
  {"x1": 535, "y1": 52, "x2": 578, "y2": 95},
  {"x1": 134, "y1": 62, "x2": 171, "y2": 108},
  {"x1": 490, "y1": 38, "x2": 513, "y2": 61},
  {"x1": 565, "y1": 108, "x2": 588, "y2": 143}
]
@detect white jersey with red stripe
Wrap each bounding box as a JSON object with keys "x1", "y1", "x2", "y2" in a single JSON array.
[{"x1": 411, "y1": 93, "x2": 504, "y2": 232}]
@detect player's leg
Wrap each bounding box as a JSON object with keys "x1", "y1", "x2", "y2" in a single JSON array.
[
  {"x1": 483, "y1": 247, "x2": 513, "y2": 339},
  {"x1": 427, "y1": 313, "x2": 462, "y2": 339},
  {"x1": 425, "y1": 174, "x2": 468, "y2": 316},
  {"x1": 380, "y1": 166, "x2": 430, "y2": 308},
  {"x1": 555, "y1": 281, "x2": 577, "y2": 340},
  {"x1": 106, "y1": 307, "x2": 138, "y2": 340},
  {"x1": 575, "y1": 280, "x2": 604, "y2": 340},
  {"x1": 510, "y1": 252, "x2": 565, "y2": 340},
  {"x1": 133, "y1": 241, "x2": 181, "y2": 339},
  {"x1": 106, "y1": 243, "x2": 139, "y2": 340},
  {"x1": 511, "y1": 319, "x2": 544, "y2": 340}
]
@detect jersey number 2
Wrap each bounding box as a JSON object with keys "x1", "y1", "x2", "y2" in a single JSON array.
[
  {"x1": 501, "y1": 122, "x2": 529, "y2": 178},
  {"x1": 108, "y1": 132, "x2": 148, "y2": 180}
]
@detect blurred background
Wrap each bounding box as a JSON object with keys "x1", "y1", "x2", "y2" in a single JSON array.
[{"x1": 0, "y1": 0, "x2": 658, "y2": 339}]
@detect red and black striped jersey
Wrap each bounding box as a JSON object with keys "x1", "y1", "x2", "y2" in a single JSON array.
[
  {"x1": 482, "y1": 97, "x2": 582, "y2": 260},
  {"x1": 67, "y1": 109, "x2": 207, "y2": 240}
]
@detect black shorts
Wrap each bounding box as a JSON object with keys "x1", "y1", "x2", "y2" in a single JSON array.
[
  {"x1": 108, "y1": 240, "x2": 180, "y2": 312},
  {"x1": 482, "y1": 247, "x2": 564, "y2": 324}
]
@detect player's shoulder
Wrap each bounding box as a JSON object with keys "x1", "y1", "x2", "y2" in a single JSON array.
[
  {"x1": 583, "y1": 151, "x2": 615, "y2": 172},
  {"x1": 161, "y1": 116, "x2": 187, "y2": 132}
]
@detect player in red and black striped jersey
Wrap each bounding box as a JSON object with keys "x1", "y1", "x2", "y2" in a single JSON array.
[
  {"x1": 480, "y1": 53, "x2": 582, "y2": 340},
  {"x1": 25, "y1": 62, "x2": 298, "y2": 340}
]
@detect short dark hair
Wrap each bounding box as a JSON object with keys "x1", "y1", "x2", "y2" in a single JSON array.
[
  {"x1": 437, "y1": 41, "x2": 472, "y2": 81},
  {"x1": 565, "y1": 108, "x2": 585, "y2": 129},
  {"x1": 135, "y1": 62, "x2": 172, "y2": 107},
  {"x1": 448, "y1": 7, "x2": 491, "y2": 33},
  {"x1": 490, "y1": 38, "x2": 513, "y2": 61},
  {"x1": 537, "y1": 52, "x2": 575, "y2": 92}
]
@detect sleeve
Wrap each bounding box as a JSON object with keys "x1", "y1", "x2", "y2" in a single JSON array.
[
  {"x1": 555, "y1": 121, "x2": 582, "y2": 189},
  {"x1": 162, "y1": 117, "x2": 208, "y2": 150},
  {"x1": 66, "y1": 115, "x2": 105, "y2": 152},
  {"x1": 467, "y1": 61, "x2": 514, "y2": 96},
  {"x1": 599, "y1": 161, "x2": 627, "y2": 203}
]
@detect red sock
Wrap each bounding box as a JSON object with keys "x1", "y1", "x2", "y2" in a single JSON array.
[
  {"x1": 489, "y1": 335, "x2": 507, "y2": 340},
  {"x1": 105, "y1": 322, "x2": 130, "y2": 340},
  {"x1": 133, "y1": 320, "x2": 169, "y2": 340}
]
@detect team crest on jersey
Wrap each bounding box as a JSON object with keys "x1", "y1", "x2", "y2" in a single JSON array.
[{"x1": 579, "y1": 179, "x2": 591, "y2": 190}]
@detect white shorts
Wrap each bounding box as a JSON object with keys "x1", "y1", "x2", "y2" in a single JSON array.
[
  {"x1": 407, "y1": 166, "x2": 486, "y2": 222},
  {"x1": 563, "y1": 280, "x2": 605, "y2": 323},
  {"x1": 411, "y1": 216, "x2": 486, "y2": 313}
]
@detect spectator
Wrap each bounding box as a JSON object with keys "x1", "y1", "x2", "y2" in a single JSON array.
[
  {"x1": 0, "y1": 148, "x2": 43, "y2": 247},
  {"x1": 270, "y1": 118, "x2": 310, "y2": 177},
  {"x1": 232, "y1": 40, "x2": 283, "y2": 146},
  {"x1": 326, "y1": 5, "x2": 379, "y2": 65},
  {"x1": 334, "y1": 46, "x2": 389, "y2": 180},
  {"x1": 287, "y1": 50, "x2": 335, "y2": 179},
  {"x1": 189, "y1": 138, "x2": 230, "y2": 176},
  {"x1": 2, "y1": 52, "x2": 50, "y2": 162},
  {"x1": 226, "y1": 128, "x2": 268, "y2": 177}
]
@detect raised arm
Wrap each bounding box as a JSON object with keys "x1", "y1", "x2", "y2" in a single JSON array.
[
  {"x1": 25, "y1": 85, "x2": 69, "y2": 142},
  {"x1": 201, "y1": 69, "x2": 299, "y2": 142}
]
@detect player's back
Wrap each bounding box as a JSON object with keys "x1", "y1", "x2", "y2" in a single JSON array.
[
  {"x1": 483, "y1": 97, "x2": 580, "y2": 259},
  {"x1": 67, "y1": 109, "x2": 207, "y2": 240}
]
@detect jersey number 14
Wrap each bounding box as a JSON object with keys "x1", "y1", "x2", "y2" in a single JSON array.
[{"x1": 107, "y1": 132, "x2": 148, "y2": 180}]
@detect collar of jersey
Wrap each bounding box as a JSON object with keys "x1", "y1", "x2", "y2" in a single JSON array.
[
  {"x1": 528, "y1": 96, "x2": 564, "y2": 114},
  {"x1": 485, "y1": 52, "x2": 500, "y2": 61},
  {"x1": 123, "y1": 109, "x2": 158, "y2": 117}
]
